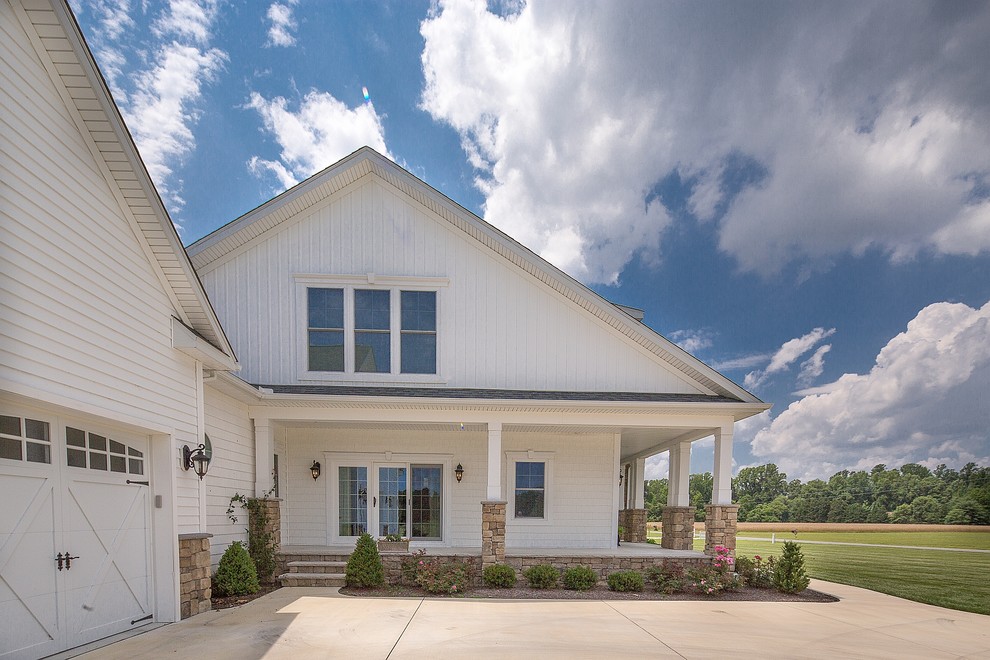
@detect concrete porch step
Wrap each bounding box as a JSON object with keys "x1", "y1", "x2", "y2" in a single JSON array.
[
  {"x1": 278, "y1": 572, "x2": 346, "y2": 587},
  {"x1": 286, "y1": 560, "x2": 347, "y2": 574}
]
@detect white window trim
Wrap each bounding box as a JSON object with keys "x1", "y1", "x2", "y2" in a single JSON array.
[
  {"x1": 325, "y1": 451, "x2": 453, "y2": 546},
  {"x1": 505, "y1": 451, "x2": 554, "y2": 525},
  {"x1": 295, "y1": 274, "x2": 448, "y2": 384}
]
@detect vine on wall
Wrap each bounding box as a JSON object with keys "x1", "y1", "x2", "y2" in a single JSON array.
[{"x1": 227, "y1": 489, "x2": 278, "y2": 583}]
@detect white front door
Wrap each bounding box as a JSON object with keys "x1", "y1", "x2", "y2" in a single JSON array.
[{"x1": 0, "y1": 409, "x2": 153, "y2": 659}]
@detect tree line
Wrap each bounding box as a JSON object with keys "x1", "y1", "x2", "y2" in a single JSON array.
[{"x1": 644, "y1": 462, "x2": 990, "y2": 525}]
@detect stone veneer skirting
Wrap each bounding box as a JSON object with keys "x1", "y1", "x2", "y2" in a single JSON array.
[
  {"x1": 178, "y1": 533, "x2": 212, "y2": 619},
  {"x1": 704, "y1": 504, "x2": 739, "y2": 557},
  {"x1": 660, "y1": 506, "x2": 696, "y2": 551},
  {"x1": 618, "y1": 509, "x2": 647, "y2": 543}
]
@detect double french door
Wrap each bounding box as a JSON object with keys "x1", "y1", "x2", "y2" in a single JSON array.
[{"x1": 333, "y1": 462, "x2": 443, "y2": 543}]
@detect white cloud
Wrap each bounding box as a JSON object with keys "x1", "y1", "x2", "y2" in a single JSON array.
[
  {"x1": 246, "y1": 91, "x2": 390, "y2": 190},
  {"x1": 711, "y1": 353, "x2": 773, "y2": 372},
  {"x1": 751, "y1": 300, "x2": 990, "y2": 481},
  {"x1": 744, "y1": 327, "x2": 835, "y2": 390},
  {"x1": 266, "y1": 1, "x2": 299, "y2": 47},
  {"x1": 669, "y1": 329, "x2": 713, "y2": 355},
  {"x1": 420, "y1": 0, "x2": 990, "y2": 282},
  {"x1": 797, "y1": 344, "x2": 831, "y2": 387}
]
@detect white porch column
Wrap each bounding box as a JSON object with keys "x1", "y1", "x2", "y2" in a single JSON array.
[
  {"x1": 254, "y1": 418, "x2": 274, "y2": 497},
  {"x1": 667, "y1": 441, "x2": 691, "y2": 506},
  {"x1": 633, "y1": 457, "x2": 646, "y2": 509},
  {"x1": 711, "y1": 423, "x2": 734, "y2": 505},
  {"x1": 486, "y1": 421, "x2": 503, "y2": 500}
]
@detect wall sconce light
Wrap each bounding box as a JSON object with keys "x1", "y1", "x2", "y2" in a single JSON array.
[
  {"x1": 310, "y1": 460, "x2": 321, "y2": 480},
  {"x1": 182, "y1": 443, "x2": 210, "y2": 480},
  {"x1": 454, "y1": 463, "x2": 464, "y2": 482}
]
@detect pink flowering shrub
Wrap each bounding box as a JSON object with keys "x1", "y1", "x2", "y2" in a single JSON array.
[
  {"x1": 687, "y1": 545, "x2": 740, "y2": 596},
  {"x1": 414, "y1": 557, "x2": 470, "y2": 594}
]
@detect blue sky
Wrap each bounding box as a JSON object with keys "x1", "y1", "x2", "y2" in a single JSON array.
[{"x1": 70, "y1": 0, "x2": 990, "y2": 481}]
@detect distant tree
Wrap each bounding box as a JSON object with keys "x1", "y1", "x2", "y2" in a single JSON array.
[
  {"x1": 690, "y1": 472, "x2": 713, "y2": 521},
  {"x1": 733, "y1": 464, "x2": 788, "y2": 506},
  {"x1": 943, "y1": 496, "x2": 990, "y2": 525},
  {"x1": 746, "y1": 496, "x2": 789, "y2": 522}
]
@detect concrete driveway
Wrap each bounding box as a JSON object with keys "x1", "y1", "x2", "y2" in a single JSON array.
[{"x1": 77, "y1": 580, "x2": 990, "y2": 659}]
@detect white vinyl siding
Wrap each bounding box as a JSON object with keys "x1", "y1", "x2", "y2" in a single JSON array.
[
  {"x1": 198, "y1": 178, "x2": 707, "y2": 394},
  {"x1": 0, "y1": 8, "x2": 202, "y2": 530}
]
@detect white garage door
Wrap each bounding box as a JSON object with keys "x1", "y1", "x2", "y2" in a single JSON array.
[{"x1": 0, "y1": 408, "x2": 153, "y2": 659}]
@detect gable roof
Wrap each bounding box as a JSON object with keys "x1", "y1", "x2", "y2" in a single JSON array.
[
  {"x1": 188, "y1": 153, "x2": 759, "y2": 403},
  {"x1": 11, "y1": 0, "x2": 236, "y2": 366}
]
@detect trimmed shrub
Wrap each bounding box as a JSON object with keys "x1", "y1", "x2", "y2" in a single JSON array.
[
  {"x1": 345, "y1": 533, "x2": 385, "y2": 587},
  {"x1": 416, "y1": 559, "x2": 470, "y2": 594},
  {"x1": 606, "y1": 570, "x2": 644, "y2": 592},
  {"x1": 734, "y1": 555, "x2": 755, "y2": 581},
  {"x1": 562, "y1": 565, "x2": 597, "y2": 591},
  {"x1": 213, "y1": 541, "x2": 259, "y2": 597},
  {"x1": 773, "y1": 541, "x2": 810, "y2": 594},
  {"x1": 483, "y1": 564, "x2": 517, "y2": 588},
  {"x1": 523, "y1": 564, "x2": 560, "y2": 589},
  {"x1": 645, "y1": 561, "x2": 686, "y2": 594}
]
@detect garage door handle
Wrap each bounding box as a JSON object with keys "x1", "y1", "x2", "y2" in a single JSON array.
[{"x1": 64, "y1": 553, "x2": 80, "y2": 569}]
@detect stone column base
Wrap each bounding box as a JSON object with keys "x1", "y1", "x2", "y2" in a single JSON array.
[
  {"x1": 481, "y1": 500, "x2": 507, "y2": 570},
  {"x1": 178, "y1": 533, "x2": 212, "y2": 619},
  {"x1": 704, "y1": 504, "x2": 739, "y2": 557},
  {"x1": 660, "y1": 506, "x2": 696, "y2": 550},
  {"x1": 618, "y1": 509, "x2": 647, "y2": 543},
  {"x1": 248, "y1": 498, "x2": 281, "y2": 582}
]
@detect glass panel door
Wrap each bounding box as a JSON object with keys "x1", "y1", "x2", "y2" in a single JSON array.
[
  {"x1": 338, "y1": 466, "x2": 368, "y2": 537},
  {"x1": 377, "y1": 466, "x2": 407, "y2": 537},
  {"x1": 411, "y1": 465, "x2": 442, "y2": 540}
]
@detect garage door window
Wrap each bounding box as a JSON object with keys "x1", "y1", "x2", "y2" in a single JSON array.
[
  {"x1": 0, "y1": 414, "x2": 51, "y2": 463},
  {"x1": 66, "y1": 426, "x2": 144, "y2": 474}
]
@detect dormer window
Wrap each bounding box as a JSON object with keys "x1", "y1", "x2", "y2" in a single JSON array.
[{"x1": 299, "y1": 275, "x2": 446, "y2": 380}]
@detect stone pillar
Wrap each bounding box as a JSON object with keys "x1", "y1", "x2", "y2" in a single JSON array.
[
  {"x1": 178, "y1": 533, "x2": 212, "y2": 619},
  {"x1": 481, "y1": 500, "x2": 506, "y2": 570},
  {"x1": 620, "y1": 508, "x2": 647, "y2": 543},
  {"x1": 704, "y1": 504, "x2": 739, "y2": 557},
  {"x1": 660, "y1": 506, "x2": 696, "y2": 550},
  {"x1": 248, "y1": 498, "x2": 281, "y2": 582}
]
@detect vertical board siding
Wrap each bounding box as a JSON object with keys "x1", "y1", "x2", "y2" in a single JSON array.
[
  {"x1": 199, "y1": 179, "x2": 703, "y2": 394},
  {"x1": 1, "y1": 6, "x2": 201, "y2": 530},
  {"x1": 204, "y1": 386, "x2": 255, "y2": 566}
]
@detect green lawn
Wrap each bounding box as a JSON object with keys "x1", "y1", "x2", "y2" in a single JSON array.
[
  {"x1": 734, "y1": 530, "x2": 990, "y2": 550},
  {"x1": 688, "y1": 534, "x2": 990, "y2": 615}
]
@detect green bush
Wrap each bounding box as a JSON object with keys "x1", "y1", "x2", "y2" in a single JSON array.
[
  {"x1": 562, "y1": 566, "x2": 597, "y2": 591},
  {"x1": 773, "y1": 541, "x2": 810, "y2": 593},
  {"x1": 416, "y1": 559, "x2": 470, "y2": 594},
  {"x1": 213, "y1": 541, "x2": 259, "y2": 597},
  {"x1": 345, "y1": 533, "x2": 385, "y2": 587},
  {"x1": 483, "y1": 564, "x2": 517, "y2": 588},
  {"x1": 606, "y1": 570, "x2": 644, "y2": 592},
  {"x1": 522, "y1": 564, "x2": 560, "y2": 589},
  {"x1": 645, "y1": 561, "x2": 686, "y2": 594},
  {"x1": 734, "y1": 555, "x2": 755, "y2": 581}
]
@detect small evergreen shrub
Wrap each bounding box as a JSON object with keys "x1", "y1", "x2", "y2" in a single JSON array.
[
  {"x1": 523, "y1": 564, "x2": 560, "y2": 589},
  {"x1": 773, "y1": 541, "x2": 810, "y2": 594},
  {"x1": 483, "y1": 564, "x2": 517, "y2": 588},
  {"x1": 213, "y1": 541, "x2": 259, "y2": 597},
  {"x1": 416, "y1": 559, "x2": 470, "y2": 594},
  {"x1": 606, "y1": 570, "x2": 644, "y2": 592},
  {"x1": 345, "y1": 533, "x2": 385, "y2": 587},
  {"x1": 645, "y1": 561, "x2": 686, "y2": 594},
  {"x1": 562, "y1": 565, "x2": 597, "y2": 591}
]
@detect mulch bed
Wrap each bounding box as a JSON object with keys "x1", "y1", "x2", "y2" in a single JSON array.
[
  {"x1": 340, "y1": 584, "x2": 839, "y2": 603},
  {"x1": 211, "y1": 583, "x2": 280, "y2": 610}
]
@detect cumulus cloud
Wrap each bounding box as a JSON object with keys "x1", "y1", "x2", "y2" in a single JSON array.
[
  {"x1": 669, "y1": 329, "x2": 714, "y2": 355},
  {"x1": 266, "y1": 1, "x2": 299, "y2": 47},
  {"x1": 744, "y1": 327, "x2": 836, "y2": 390},
  {"x1": 420, "y1": 0, "x2": 990, "y2": 283},
  {"x1": 797, "y1": 344, "x2": 832, "y2": 387},
  {"x1": 246, "y1": 91, "x2": 390, "y2": 190},
  {"x1": 751, "y1": 300, "x2": 990, "y2": 481},
  {"x1": 75, "y1": 0, "x2": 225, "y2": 218}
]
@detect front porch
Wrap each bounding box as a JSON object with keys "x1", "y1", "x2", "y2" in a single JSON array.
[{"x1": 277, "y1": 543, "x2": 710, "y2": 588}]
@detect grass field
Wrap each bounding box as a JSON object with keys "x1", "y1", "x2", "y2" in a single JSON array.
[{"x1": 645, "y1": 528, "x2": 990, "y2": 615}]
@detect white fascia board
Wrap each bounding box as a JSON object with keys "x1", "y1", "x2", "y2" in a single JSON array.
[{"x1": 171, "y1": 317, "x2": 238, "y2": 372}]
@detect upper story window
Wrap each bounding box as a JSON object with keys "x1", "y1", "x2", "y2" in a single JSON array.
[{"x1": 299, "y1": 275, "x2": 447, "y2": 380}]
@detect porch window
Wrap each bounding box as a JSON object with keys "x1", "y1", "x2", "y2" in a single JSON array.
[{"x1": 514, "y1": 461, "x2": 546, "y2": 518}]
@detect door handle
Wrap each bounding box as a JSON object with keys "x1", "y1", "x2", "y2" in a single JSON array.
[
  {"x1": 64, "y1": 552, "x2": 80, "y2": 569},
  {"x1": 56, "y1": 553, "x2": 64, "y2": 571},
  {"x1": 373, "y1": 497, "x2": 377, "y2": 507}
]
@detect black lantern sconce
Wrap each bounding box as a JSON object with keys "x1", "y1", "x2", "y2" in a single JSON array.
[
  {"x1": 182, "y1": 443, "x2": 210, "y2": 480},
  {"x1": 454, "y1": 463, "x2": 464, "y2": 483},
  {"x1": 310, "y1": 460, "x2": 321, "y2": 480}
]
